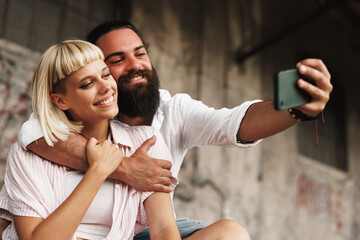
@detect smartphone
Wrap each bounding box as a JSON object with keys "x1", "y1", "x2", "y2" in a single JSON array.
[{"x1": 274, "y1": 69, "x2": 315, "y2": 111}]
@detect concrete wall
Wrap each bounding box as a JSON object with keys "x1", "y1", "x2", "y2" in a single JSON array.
[
  {"x1": 0, "y1": 0, "x2": 359, "y2": 239},
  {"x1": 130, "y1": 1, "x2": 360, "y2": 239},
  {"x1": 0, "y1": 39, "x2": 40, "y2": 178}
]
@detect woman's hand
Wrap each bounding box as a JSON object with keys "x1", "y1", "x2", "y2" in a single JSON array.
[{"x1": 86, "y1": 138, "x2": 124, "y2": 179}]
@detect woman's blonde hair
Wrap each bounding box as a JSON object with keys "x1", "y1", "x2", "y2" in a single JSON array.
[{"x1": 31, "y1": 40, "x2": 104, "y2": 146}]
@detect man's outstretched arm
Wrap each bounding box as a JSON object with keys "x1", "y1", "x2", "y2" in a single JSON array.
[
  {"x1": 27, "y1": 134, "x2": 174, "y2": 192},
  {"x1": 237, "y1": 100, "x2": 297, "y2": 142},
  {"x1": 237, "y1": 59, "x2": 332, "y2": 142}
]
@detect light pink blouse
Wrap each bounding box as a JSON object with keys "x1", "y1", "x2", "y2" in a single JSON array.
[{"x1": 0, "y1": 120, "x2": 176, "y2": 240}]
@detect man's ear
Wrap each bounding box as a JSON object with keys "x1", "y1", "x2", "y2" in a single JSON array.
[{"x1": 50, "y1": 93, "x2": 69, "y2": 111}]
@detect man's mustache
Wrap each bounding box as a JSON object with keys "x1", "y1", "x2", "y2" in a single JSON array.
[{"x1": 117, "y1": 69, "x2": 153, "y2": 83}]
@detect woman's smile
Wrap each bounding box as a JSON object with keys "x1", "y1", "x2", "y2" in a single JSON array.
[
  {"x1": 59, "y1": 59, "x2": 119, "y2": 123},
  {"x1": 94, "y1": 94, "x2": 116, "y2": 107}
]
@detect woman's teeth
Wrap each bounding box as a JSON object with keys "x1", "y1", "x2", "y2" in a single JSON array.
[{"x1": 96, "y1": 96, "x2": 114, "y2": 106}]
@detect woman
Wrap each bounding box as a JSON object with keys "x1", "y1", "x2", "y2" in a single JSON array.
[{"x1": 0, "y1": 40, "x2": 180, "y2": 240}]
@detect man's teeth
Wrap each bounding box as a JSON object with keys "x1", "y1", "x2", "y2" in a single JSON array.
[
  {"x1": 96, "y1": 96, "x2": 114, "y2": 106},
  {"x1": 130, "y1": 75, "x2": 142, "y2": 82}
]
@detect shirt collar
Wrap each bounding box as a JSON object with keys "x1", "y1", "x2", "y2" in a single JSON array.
[
  {"x1": 151, "y1": 106, "x2": 164, "y2": 131},
  {"x1": 109, "y1": 120, "x2": 133, "y2": 148},
  {"x1": 151, "y1": 89, "x2": 168, "y2": 130}
]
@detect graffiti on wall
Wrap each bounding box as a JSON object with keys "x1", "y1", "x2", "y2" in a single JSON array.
[
  {"x1": 0, "y1": 40, "x2": 39, "y2": 174},
  {"x1": 296, "y1": 173, "x2": 344, "y2": 231}
]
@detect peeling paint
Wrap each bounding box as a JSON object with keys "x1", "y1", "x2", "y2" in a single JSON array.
[
  {"x1": 0, "y1": 44, "x2": 37, "y2": 167},
  {"x1": 296, "y1": 173, "x2": 343, "y2": 231}
]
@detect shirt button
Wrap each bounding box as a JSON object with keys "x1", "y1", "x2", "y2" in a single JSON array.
[{"x1": 115, "y1": 184, "x2": 120, "y2": 189}]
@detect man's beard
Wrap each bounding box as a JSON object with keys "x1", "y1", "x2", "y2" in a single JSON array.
[{"x1": 117, "y1": 68, "x2": 160, "y2": 121}]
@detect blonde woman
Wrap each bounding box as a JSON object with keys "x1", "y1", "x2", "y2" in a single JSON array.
[{"x1": 0, "y1": 40, "x2": 180, "y2": 240}]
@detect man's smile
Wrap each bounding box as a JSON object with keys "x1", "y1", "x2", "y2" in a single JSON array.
[{"x1": 129, "y1": 74, "x2": 146, "y2": 85}]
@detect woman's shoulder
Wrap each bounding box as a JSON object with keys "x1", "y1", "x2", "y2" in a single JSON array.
[
  {"x1": 5, "y1": 142, "x2": 42, "y2": 178},
  {"x1": 7, "y1": 141, "x2": 34, "y2": 160},
  {"x1": 7, "y1": 141, "x2": 64, "y2": 172}
]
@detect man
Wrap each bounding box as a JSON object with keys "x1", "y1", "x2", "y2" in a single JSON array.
[{"x1": 2, "y1": 20, "x2": 332, "y2": 238}]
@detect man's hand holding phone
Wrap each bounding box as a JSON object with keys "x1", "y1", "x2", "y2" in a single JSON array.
[{"x1": 274, "y1": 58, "x2": 332, "y2": 117}]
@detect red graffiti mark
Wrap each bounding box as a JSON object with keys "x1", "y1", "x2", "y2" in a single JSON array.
[
  {"x1": 334, "y1": 189, "x2": 343, "y2": 231},
  {"x1": 0, "y1": 80, "x2": 32, "y2": 147},
  {"x1": 296, "y1": 173, "x2": 343, "y2": 231},
  {"x1": 0, "y1": 57, "x2": 13, "y2": 79},
  {"x1": 0, "y1": 55, "x2": 33, "y2": 172}
]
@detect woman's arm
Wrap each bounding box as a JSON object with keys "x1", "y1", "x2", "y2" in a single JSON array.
[
  {"x1": 141, "y1": 128, "x2": 180, "y2": 240},
  {"x1": 28, "y1": 134, "x2": 174, "y2": 192},
  {"x1": 144, "y1": 192, "x2": 181, "y2": 240},
  {"x1": 14, "y1": 139, "x2": 123, "y2": 240}
]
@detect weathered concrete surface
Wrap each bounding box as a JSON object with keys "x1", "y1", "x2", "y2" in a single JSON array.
[
  {"x1": 0, "y1": 39, "x2": 40, "y2": 184},
  {"x1": 0, "y1": 0, "x2": 359, "y2": 239},
  {"x1": 131, "y1": 1, "x2": 360, "y2": 240}
]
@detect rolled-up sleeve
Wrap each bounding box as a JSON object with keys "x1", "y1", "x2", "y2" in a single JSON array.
[
  {"x1": 17, "y1": 113, "x2": 43, "y2": 150},
  {"x1": 175, "y1": 94, "x2": 263, "y2": 149}
]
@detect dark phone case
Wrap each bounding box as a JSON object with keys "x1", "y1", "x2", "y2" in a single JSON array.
[{"x1": 274, "y1": 69, "x2": 315, "y2": 111}]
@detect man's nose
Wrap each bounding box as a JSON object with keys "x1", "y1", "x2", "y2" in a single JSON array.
[{"x1": 125, "y1": 56, "x2": 141, "y2": 72}]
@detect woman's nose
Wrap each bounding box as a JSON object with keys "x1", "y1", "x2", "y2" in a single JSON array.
[{"x1": 99, "y1": 78, "x2": 111, "y2": 94}]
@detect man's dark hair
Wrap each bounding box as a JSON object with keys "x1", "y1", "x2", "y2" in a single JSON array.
[{"x1": 86, "y1": 20, "x2": 148, "y2": 49}]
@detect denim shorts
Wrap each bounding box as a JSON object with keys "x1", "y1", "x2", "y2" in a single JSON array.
[{"x1": 133, "y1": 218, "x2": 208, "y2": 239}]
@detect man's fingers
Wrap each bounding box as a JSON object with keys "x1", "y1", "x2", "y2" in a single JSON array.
[
  {"x1": 159, "y1": 168, "x2": 173, "y2": 178},
  {"x1": 138, "y1": 135, "x2": 157, "y2": 152},
  {"x1": 298, "y1": 64, "x2": 332, "y2": 92},
  {"x1": 157, "y1": 159, "x2": 172, "y2": 170},
  {"x1": 157, "y1": 176, "x2": 173, "y2": 186},
  {"x1": 298, "y1": 79, "x2": 323, "y2": 99},
  {"x1": 297, "y1": 59, "x2": 333, "y2": 115},
  {"x1": 152, "y1": 184, "x2": 173, "y2": 193},
  {"x1": 296, "y1": 79, "x2": 329, "y2": 115},
  {"x1": 297, "y1": 58, "x2": 331, "y2": 79}
]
